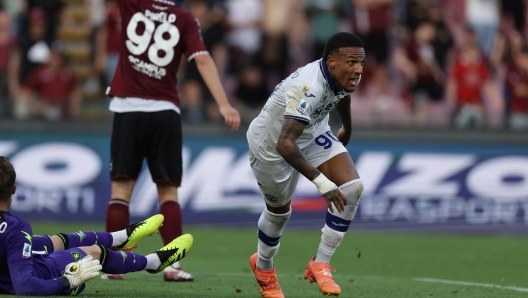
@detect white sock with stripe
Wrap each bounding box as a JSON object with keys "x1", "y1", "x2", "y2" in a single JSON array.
[
  {"x1": 256, "y1": 208, "x2": 291, "y2": 270},
  {"x1": 315, "y1": 179, "x2": 363, "y2": 264}
]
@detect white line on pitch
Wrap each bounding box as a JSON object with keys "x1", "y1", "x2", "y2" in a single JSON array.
[{"x1": 413, "y1": 278, "x2": 528, "y2": 293}]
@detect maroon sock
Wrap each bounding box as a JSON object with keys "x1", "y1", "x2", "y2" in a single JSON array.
[
  {"x1": 106, "y1": 199, "x2": 130, "y2": 233},
  {"x1": 159, "y1": 201, "x2": 183, "y2": 245}
]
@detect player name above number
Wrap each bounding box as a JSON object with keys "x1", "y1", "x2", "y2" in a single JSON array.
[
  {"x1": 144, "y1": 9, "x2": 176, "y2": 23},
  {"x1": 153, "y1": 0, "x2": 176, "y2": 6}
]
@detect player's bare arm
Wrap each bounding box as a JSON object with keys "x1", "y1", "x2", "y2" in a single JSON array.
[
  {"x1": 194, "y1": 54, "x2": 241, "y2": 131},
  {"x1": 276, "y1": 119, "x2": 347, "y2": 213},
  {"x1": 335, "y1": 95, "x2": 352, "y2": 146}
]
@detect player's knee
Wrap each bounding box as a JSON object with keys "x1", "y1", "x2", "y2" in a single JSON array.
[
  {"x1": 80, "y1": 245, "x2": 102, "y2": 261},
  {"x1": 157, "y1": 183, "x2": 178, "y2": 203},
  {"x1": 50, "y1": 234, "x2": 65, "y2": 251},
  {"x1": 339, "y1": 179, "x2": 364, "y2": 206},
  {"x1": 265, "y1": 202, "x2": 291, "y2": 215},
  {"x1": 261, "y1": 207, "x2": 291, "y2": 224}
]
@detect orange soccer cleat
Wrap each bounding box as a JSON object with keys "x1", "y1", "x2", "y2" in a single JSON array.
[
  {"x1": 304, "y1": 256, "x2": 341, "y2": 296},
  {"x1": 249, "y1": 253, "x2": 284, "y2": 298}
]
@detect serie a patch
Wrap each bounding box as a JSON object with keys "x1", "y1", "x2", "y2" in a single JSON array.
[
  {"x1": 296, "y1": 99, "x2": 309, "y2": 115},
  {"x1": 22, "y1": 243, "x2": 31, "y2": 258}
]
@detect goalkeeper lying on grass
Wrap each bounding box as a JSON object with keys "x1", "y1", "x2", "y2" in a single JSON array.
[{"x1": 0, "y1": 156, "x2": 193, "y2": 296}]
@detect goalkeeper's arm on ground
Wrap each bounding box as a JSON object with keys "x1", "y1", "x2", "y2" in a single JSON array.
[{"x1": 7, "y1": 228, "x2": 101, "y2": 296}]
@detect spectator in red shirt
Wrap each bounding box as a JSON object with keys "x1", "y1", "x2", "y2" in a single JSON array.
[
  {"x1": 19, "y1": 41, "x2": 81, "y2": 121},
  {"x1": 446, "y1": 28, "x2": 503, "y2": 129},
  {"x1": 505, "y1": 48, "x2": 528, "y2": 130}
]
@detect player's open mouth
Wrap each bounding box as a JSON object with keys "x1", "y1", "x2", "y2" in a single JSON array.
[{"x1": 349, "y1": 78, "x2": 359, "y2": 86}]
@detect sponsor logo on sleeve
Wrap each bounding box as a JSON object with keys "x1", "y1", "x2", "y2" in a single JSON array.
[
  {"x1": 76, "y1": 231, "x2": 86, "y2": 242},
  {"x1": 71, "y1": 252, "x2": 82, "y2": 261}
]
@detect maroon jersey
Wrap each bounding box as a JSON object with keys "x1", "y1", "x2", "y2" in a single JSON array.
[{"x1": 108, "y1": 0, "x2": 208, "y2": 108}]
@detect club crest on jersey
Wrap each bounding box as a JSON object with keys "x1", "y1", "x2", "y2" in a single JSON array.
[
  {"x1": 296, "y1": 100, "x2": 309, "y2": 115},
  {"x1": 22, "y1": 243, "x2": 31, "y2": 258}
]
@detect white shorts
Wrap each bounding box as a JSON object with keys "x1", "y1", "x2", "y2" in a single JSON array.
[{"x1": 249, "y1": 129, "x2": 348, "y2": 207}]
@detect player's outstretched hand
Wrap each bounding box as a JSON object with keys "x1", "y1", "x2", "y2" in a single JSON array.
[
  {"x1": 322, "y1": 188, "x2": 348, "y2": 213},
  {"x1": 219, "y1": 104, "x2": 241, "y2": 131},
  {"x1": 62, "y1": 255, "x2": 102, "y2": 288}
]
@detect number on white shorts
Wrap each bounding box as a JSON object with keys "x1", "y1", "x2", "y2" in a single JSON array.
[{"x1": 315, "y1": 131, "x2": 339, "y2": 149}]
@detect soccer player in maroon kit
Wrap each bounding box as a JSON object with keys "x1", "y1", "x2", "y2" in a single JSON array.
[{"x1": 104, "y1": 0, "x2": 240, "y2": 281}]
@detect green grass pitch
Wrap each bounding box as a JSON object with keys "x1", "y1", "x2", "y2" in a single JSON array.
[{"x1": 25, "y1": 222, "x2": 528, "y2": 297}]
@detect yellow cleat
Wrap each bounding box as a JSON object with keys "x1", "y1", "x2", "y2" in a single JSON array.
[
  {"x1": 116, "y1": 214, "x2": 164, "y2": 251},
  {"x1": 249, "y1": 253, "x2": 284, "y2": 298},
  {"x1": 147, "y1": 234, "x2": 193, "y2": 274},
  {"x1": 304, "y1": 256, "x2": 341, "y2": 296}
]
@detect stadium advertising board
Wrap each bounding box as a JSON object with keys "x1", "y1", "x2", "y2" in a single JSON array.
[{"x1": 1, "y1": 132, "x2": 527, "y2": 232}]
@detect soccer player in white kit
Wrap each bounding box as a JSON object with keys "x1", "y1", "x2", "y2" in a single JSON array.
[{"x1": 247, "y1": 32, "x2": 365, "y2": 297}]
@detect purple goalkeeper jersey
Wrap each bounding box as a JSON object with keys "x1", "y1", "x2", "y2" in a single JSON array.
[{"x1": 0, "y1": 211, "x2": 65, "y2": 295}]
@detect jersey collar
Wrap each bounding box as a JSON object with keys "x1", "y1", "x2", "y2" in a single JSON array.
[
  {"x1": 0, "y1": 210, "x2": 10, "y2": 219},
  {"x1": 319, "y1": 59, "x2": 338, "y2": 95}
]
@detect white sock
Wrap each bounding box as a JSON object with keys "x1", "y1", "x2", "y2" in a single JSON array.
[
  {"x1": 257, "y1": 240, "x2": 279, "y2": 271},
  {"x1": 315, "y1": 238, "x2": 335, "y2": 264},
  {"x1": 171, "y1": 261, "x2": 181, "y2": 269},
  {"x1": 256, "y1": 208, "x2": 291, "y2": 270},
  {"x1": 315, "y1": 180, "x2": 364, "y2": 264},
  {"x1": 110, "y1": 230, "x2": 128, "y2": 247},
  {"x1": 145, "y1": 253, "x2": 161, "y2": 270},
  {"x1": 315, "y1": 225, "x2": 345, "y2": 264}
]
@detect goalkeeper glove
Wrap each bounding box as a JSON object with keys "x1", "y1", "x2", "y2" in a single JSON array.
[{"x1": 60, "y1": 255, "x2": 102, "y2": 289}]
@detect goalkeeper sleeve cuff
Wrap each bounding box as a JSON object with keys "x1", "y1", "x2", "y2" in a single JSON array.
[{"x1": 59, "y1": 276, "x2": 71, "y2": 290}]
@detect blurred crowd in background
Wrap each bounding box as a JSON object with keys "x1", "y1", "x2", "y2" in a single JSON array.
[{"x1": 1, "y1": 0, "x2": 528, "y2": 130}]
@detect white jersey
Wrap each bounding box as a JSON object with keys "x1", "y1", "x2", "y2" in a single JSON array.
[{"x1": 247, "y1": 59, "x2": 350, "y2": 163}]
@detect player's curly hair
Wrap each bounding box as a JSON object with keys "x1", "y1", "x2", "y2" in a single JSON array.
[
  {"x1": 322, "y1": 32, "x2": 364, "y2": 61},
  {"x1": 0, "y1": 156, "x2": 16, "y2": 202}
]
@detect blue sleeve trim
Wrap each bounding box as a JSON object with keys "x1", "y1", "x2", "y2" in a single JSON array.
[{"x1": 284, "y1": 115, "x2": 310, "y2": 124}]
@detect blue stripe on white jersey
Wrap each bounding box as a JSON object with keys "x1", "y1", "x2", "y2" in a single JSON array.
[{"x1": 284, "y1": 115, "x2": 310, "y2": 124}]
